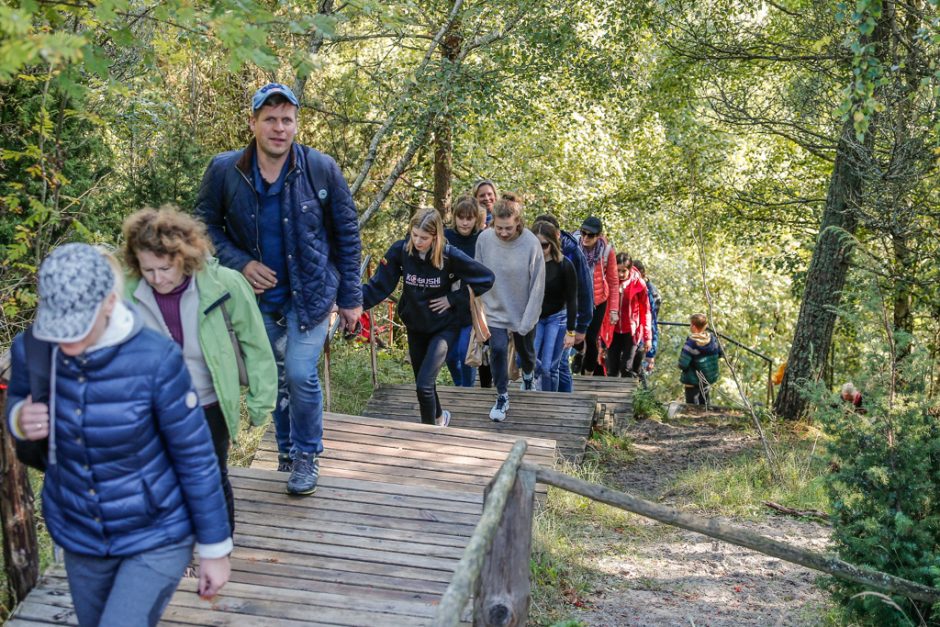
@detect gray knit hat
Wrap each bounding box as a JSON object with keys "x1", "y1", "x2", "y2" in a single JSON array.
[{"x1": 33, "y1": 243, "x2": 115, "y2": 343}]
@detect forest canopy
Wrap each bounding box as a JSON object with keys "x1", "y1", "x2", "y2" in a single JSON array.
[{"x1": 1, "y1": 0, "x2": 939, "y2": 410}]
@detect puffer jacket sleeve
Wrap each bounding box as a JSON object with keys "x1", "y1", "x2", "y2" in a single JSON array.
[
  {"x1": 569, "y1": 241, "x2": 593, "y2": 334},
  {"x1": 603, "y1": 245, "x2": 620, "y2": 316},
  {"x1": 324, "y1": 155, "x2": 363, "y2": 310},
  {"x1": 5, "y1": 334, "x2": 28, "y2": 437},
  {"x1": 196, "y1": 156, "x2": 254, "y2": 272},
  {"x1": 227, "y1": 270, "x2": 277, "y2": 427},
  {"x1": 444, "y1": 245, "x2": 495, "y2": 312},
  {"x1": 362, "y1": 240, "x2": 404, "y2": 310},
  {"x1": 152, "y1": 343, "x2": 231, "y2": 547}
]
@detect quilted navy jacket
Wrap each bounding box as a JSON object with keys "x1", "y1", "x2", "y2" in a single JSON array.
[
  {"x1": 6, "y1": 313, "x2": 230, "y2": 556},
  {"x1": 195, "y1": 140, "x2": 363, "y2": 330}
]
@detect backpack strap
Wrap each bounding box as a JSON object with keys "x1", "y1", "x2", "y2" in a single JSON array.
[
  {"x1": 17, "y1": 327, "x2": 51, "y2": 471},
  {"x1": 304, "y1": 147, "x2": 332, "y2": 212}
]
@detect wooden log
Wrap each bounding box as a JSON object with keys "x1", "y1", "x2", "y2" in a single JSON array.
[
  {"x1": 472, "y1": 467, "x2": 534, "y2": 627},
  {"x1": 432, "y1": 440, "x2": 527, "y2": 627},
  {"x1": 0, "y1": 350, "x2": 40, "y2": 605},
  {"x1": 529, "y1": 463, "x2": 940, "y2": 604}
]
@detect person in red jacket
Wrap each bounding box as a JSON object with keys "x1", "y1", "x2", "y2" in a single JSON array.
[
  {"x1": 574, "y1": 216, "x2": 619, "y2": 376},
  {"x1": 604, "y1": 253, "x2": 651, "y2": 377}
]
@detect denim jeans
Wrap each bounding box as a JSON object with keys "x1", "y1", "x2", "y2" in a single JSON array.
[
  {"x1": 534, "y1": 310, "x2": 567, "y2": 391},
  {"x1": 408, "y1": 327, "x2": 458, "y2": 424},
  {"x1": 489, "y1": 326, "x2": 536, "y2": 395},
  {"x1": 65, "y1": 536, "x2": 193, "y2": 627},
  {"x1": 262, "y1": 300, "x2": 330, "y2": 457},
  {"x1": 444, "y1": 324, "x2": 476, "y2": 387},
  {"x1": 556, "y1": 346, "x2": 574, "y2": 393}
]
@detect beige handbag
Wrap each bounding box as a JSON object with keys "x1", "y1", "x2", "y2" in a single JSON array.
[{"x1": 468, "y1": 288, "x2": 490, "y2": 341}]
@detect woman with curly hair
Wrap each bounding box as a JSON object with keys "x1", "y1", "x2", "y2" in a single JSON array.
[{"x1": 123, "y1": 206, "x2": 276, "y2": 524}]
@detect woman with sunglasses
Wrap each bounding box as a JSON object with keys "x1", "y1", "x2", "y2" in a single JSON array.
[
  {"x1": 574, "y1": 216, "x2": 619, "y2": 376},
  {"x1": 531, "y1": 220, "x2": 578, "y2": 391}
]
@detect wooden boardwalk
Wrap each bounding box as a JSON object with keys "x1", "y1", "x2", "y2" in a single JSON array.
[
  {"x1": 364, "y1": 385, "x2": 598, "y2": 461},
  {"x1": 252, "y1": 412, "x2": 557, "y2": 493},
  {"x1": 8, "y1": 383, "x2": 632, "y2": 626},
  {"x1": 9, "y1": 468, "x2": 477, "y2": 626}
]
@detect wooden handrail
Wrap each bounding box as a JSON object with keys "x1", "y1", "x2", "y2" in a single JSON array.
[
  {"x1": 433, "y1": 439, "x2": 528, "y2": 627},
  {"x1": 527, "y1": 463, "x2": 940, "y2": 604}
]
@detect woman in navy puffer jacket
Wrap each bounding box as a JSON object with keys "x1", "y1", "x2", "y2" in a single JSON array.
[{"x1": 6, "y1": 244, "x2": 232, "y2": 627}]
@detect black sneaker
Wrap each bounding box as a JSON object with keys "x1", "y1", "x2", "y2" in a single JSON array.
[
  {"x1": 286, "y1": 452, "x2": 319, "y2": 495},
  {"x1": 522, "y1": 371, "x2": 535, "y2": 391},
  {"x1": 277, "y1": 453, "x2": 292, "y2": 473}
]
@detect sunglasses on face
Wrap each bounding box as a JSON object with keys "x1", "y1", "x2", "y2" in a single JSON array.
[
  {"x1": 581, "y1": 230, "x2": 598, "y2": 238},
  {"x1": 540, "y1": 241, "x2": 551, "y2": 249}
]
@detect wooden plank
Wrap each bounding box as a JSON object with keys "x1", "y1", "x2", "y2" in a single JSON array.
[
  {"x1": 230, "y1": 547, "x2": 455, "y2": 586},
  {"x1": 228, "y1": 557, "x2": 450, "y2": 597}
]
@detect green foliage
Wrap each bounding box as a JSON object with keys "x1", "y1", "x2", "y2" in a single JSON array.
[
  {"x1": 669, "y1": 432, "x2": 829, "y2": 518},
  {"x1": 631, "y1": 386, "x2": 666, "y2": 421},
  {"x1": 816, "y1": 385, "x2": 940, "y2": 625}
]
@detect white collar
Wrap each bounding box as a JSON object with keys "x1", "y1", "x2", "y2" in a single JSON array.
[{"x1": 87, "y1": 300, "x2": 134, "y2": 352}]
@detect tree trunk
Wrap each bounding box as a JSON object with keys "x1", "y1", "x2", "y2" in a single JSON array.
[
  {"x1": 773, "y1": 117, "x2": 865, "y2": 420},
  {"x1": 0, "y1": 354, "x2": 40, "y2": 606},
  {"x1": 292, "y1": 0, "x2": 335, "y2": 102},
  {"x1": 432, "y1": 118, "x2": 453, "y2": 218},
  {"x1": 432, "y1": 24, "x2": 461, "y2": 218}
]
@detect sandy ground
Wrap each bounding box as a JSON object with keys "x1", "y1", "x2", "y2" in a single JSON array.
[{"x1": 570, "y1": 412, "x2": 832, "y2": 627}]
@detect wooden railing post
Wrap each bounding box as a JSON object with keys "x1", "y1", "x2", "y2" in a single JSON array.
[
  {"x1": 0, "y1": 351, "x2": 40, "y2": 606},
  {"x1": 473, "y1": 466, "x2": 535, "y2": 627},
  {"x1": 433, "y1": 440, "x2": 528, "y2": 627}
]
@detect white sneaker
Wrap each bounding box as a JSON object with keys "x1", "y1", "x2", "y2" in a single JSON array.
[
  {"x1": 522, "y1": 371, "x2": 536, "y2": 391},
  {"x1": 490, "y1": 394, "x2": 509, "y2": 422},
  {"x1": 436, "y1": 410, "x2": 451, "y2": 427}
]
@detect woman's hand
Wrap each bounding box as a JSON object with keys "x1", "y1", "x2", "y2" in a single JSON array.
[
  {"x1": 563, "y1": 333, "x2": 576, "y2": 349},
  {"x1": 198, "y1": 555, "x2": 231, "y2": 599},
  {"x1": 17, "y1": 395, "x2": 49, "y2": 441},
  {"x1": 429, "y1": 296, "x2": 451, "y2": 313}
]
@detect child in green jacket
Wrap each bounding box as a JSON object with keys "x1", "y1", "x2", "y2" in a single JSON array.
[{"x1": 678, "y1": 313, "x2": 722, "y2": 405}]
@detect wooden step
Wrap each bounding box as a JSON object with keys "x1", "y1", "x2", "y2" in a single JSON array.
[
  {"x1": 10, "y1": 468, "x2": 475, "y2": 626},
  {"x1": 252, "y1": 412, "x2": 556, "y2": 493},
  {"x1": 364, "y1": 385, "x2": 597, "y2": 462}
]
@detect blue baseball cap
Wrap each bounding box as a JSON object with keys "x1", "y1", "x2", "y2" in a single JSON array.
[{"x1": 251, "y1": 83, "x2": 300, "y2": 113}]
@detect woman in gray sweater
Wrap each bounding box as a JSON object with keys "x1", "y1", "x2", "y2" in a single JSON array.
[{"x1": 474, "y1": 193, "x2": 546, "y2": 422}]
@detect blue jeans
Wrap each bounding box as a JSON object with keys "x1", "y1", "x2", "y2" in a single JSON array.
[
  {"x1": 65, "y1": 536, "x2": 193, "y2": 627},
  {"x1": 262, "y1": 300, "x2": 330, "y2": 457},
  {"x1": 556, "y1": 346, "x2": 575, "y2": 393},
  {"x1": 490, "y1": 326, "x2": 536, "y2": 395},
  {"x1": 445, "y1": 324, "x2": 476, "y2": 387},
  {"x1": 408, "y1": 327, "x2": 458, "y2": 424},
  {"x1": 534, "y1": 311, "x2": 567, "y2": 391}
]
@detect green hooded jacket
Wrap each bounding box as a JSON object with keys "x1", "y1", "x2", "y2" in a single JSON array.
[{"x1": 127, "y1": 258, "x2": 276, "y2": 441}]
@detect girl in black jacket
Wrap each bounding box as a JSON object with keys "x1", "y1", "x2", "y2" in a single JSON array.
[
  {"x1": 444, "y1": 196, "x2": 487, "y2": 387},
  {"x1": 363, "y1": 209, "x2": 494, "y2": 426}
]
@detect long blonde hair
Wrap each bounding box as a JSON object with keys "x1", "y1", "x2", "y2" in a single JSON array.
[{"x1": 405, "y1": 208, "x2": 446, "y2": 269}]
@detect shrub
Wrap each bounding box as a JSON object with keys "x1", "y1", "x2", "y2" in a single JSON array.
[{"x1": 818, "y1": 389, "x2": 940, "y2": 625}]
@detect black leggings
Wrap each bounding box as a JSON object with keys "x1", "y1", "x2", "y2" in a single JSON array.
[
  {"x1": 203, "y1": 403, "x2": 235, "y2": 533},
  {"x1": 582, "y1": 301, "x2": 607, "y2": 376},
  {"x1": 606, "y1": 332, "x2": 638, "y2": 378},
  {"x1": 407, "y1": 327, "x2": 458, "y2": 424}
]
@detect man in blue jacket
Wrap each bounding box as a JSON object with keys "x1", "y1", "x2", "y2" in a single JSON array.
[{"x1": 196, "y1": 83, "x2": 363, "y2": 496}]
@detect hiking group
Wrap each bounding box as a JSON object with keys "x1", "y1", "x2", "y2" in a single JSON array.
[{"x1": 4, "y1": 82, "x2": 721, "y2": 626}]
